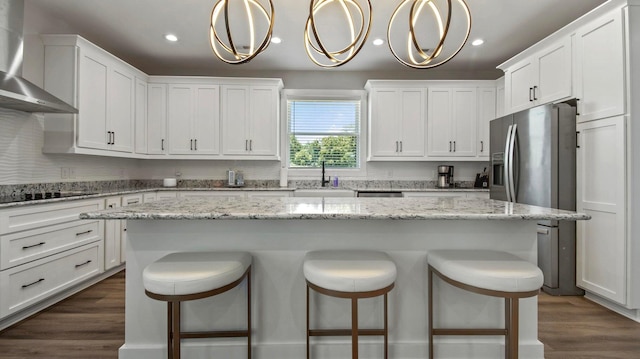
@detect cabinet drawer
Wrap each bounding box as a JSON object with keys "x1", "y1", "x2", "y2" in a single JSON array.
[
  {"x1": 0, "y1": 199, "x2": 104, "y2": 235},
  {"x1": 1, "y1": 220, "x2": 102, "y2": 270},
  {"x1": 0, "y1": 242, "x2": 103, "y2": 318}
]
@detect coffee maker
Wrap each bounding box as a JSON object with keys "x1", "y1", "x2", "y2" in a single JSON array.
[{"x1": 437, "y1": 165, "x2": 454, "y2": 188}]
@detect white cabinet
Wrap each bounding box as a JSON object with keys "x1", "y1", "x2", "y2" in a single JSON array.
[
  {"x1": 134, "y1": 78, "x2": 148, "y2": 154},
  {"x1": 221, "y1": 85, "x2": 280, "y2": 158},
  {"x1": 120, "y1": 194, "x2": 143, "y2": 262},
  {"x1": 42, "y1": 35, "x2": 143, "y2": 156},
  {"x1": 576, "y1": 116, "x2": 627, "y2": 305},
  {"x1": 168, "y1": 84, "x2": 220, "y2": 155},
  {"x1": 0, "y1": 199, "x2": 104, "y2": 320},
  {"x1": 477, "y1": 87, "x2": 496, "y2": 158},
  {"x1": 503, "y1": 36, "x2": 572, "y2": 114},
  {"x1": 574, "y1": 10, "x2": 625, "y2": 123},
  {"x1": 368, "y1": 88, "x2": 425, "y2": 159},
  {"x1": 147, "y1": 83, "x2": 168, "y2": 155},
  {"x1": 427, "y1": 88, "x2": 477, "y2": 157},
  {"x1": 103, "y1": 197, "x2": 122, "y2": 270}
]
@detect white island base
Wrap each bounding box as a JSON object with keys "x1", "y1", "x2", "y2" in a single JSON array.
[{"x1": 120, "y1": 219, "x2": 543, "y2": 359}]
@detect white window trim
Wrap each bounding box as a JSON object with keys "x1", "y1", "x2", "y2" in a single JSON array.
[{"x1": 281, "y1": 89, "x2": 367, "y2": 178}]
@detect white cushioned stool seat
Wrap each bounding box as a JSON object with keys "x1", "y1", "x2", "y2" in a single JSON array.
[
  {"x1": 143, "y1": 251, "x2": 252, "y2": 296},
  {"x1": 304, "y1": 250, "x2": 397, "y2": 293},
  {"x1": 427, "y1": 249, "x2": 543, "y2": 293}
]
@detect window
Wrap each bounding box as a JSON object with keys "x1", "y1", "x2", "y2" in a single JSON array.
[{"x1": 287, "y1": 95, "x2": 362, "y2": 170}]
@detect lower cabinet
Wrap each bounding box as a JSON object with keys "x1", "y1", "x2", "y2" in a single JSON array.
[
  {"x1": 0, "y1": 199, "x2": 105, "y2": 322},
  {"x1": 576, "y1": 116, "x2": 627, "y2": 305},
  {"x1": 104, "y1": 197, "x2": 122, "y2": 270}
]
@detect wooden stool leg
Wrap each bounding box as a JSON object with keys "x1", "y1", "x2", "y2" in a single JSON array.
[
  {"x1": 384, "y1": 292, "x2": 389, "y2": 359},
  {"x1": 508, "y1": 298, "x2": 519, "y2": 359},
  {"x1": 173, "y1": 301, "x2": 181, "y2": 359},
  {"x1": 351, "y1": 297, "x2": 358, "y2": 359},
  {"x1": 167, "y1": 302, "x2": 173, "y2": 359},
  {"x1": 247, "y1": 270, "x2": 252, "y2": 359},
  {"x1": 306, "y1": 284, "x2": 310, "y2": 359},
  {"x1": 428, "y1": 268, "x2": 434, "y2": 359}
]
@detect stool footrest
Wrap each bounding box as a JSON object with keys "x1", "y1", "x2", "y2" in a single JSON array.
[
  {"x1": 181, "y1": 330, "x2": 250, "y2": 339},
  {"x1": 309, "y1": 329, "x2": 385, "y2": 337},
  {"x1": 432, "y1": 328, "x2": 507, "y2": 336}
]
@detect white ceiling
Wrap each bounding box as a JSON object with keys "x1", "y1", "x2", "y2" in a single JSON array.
[{"x1": 23, "y1": 0, "x2": 607, "y2": 78}]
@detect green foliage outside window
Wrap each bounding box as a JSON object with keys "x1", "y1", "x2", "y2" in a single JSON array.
[{"x1": 289, "y1": 134, "x2": 357, "y2": 168}]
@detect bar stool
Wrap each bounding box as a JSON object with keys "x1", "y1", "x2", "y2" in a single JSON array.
[
  {"x1": 303, "y1": 250, "x2": 397, "y2": 359},
  {"x1": 143, "y1": 251, "x2": 252, "y2": 359},
  {"x1": 427, "y1": 249, "x2": 544, "y2": 359}
]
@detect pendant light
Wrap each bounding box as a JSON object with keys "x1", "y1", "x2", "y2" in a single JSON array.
[
  {"x1": 209, "y1": 0, "x2": 275, "y2": 64},
  {"x1": 387, "y1": 0, "x2": 471, "y2": 69}
]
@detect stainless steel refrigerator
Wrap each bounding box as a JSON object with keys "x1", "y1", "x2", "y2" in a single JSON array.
[{"x1": 490, "y1": 103, "x2": 583, "y2": 295}]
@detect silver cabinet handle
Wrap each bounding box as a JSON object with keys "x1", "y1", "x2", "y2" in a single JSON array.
[
  {"x1": 249, "y1": 139, "x2": 252, "y2": 151},
  {"x1": 22, "y1": 278, "x2": 45, "y2": 289},
  {"x1": 194, "y1": 139, "x2": 198, "y2": 151},
  {"x1": 75, "y1": 230, "x2": 93, "y2": 236},
  {"x1": 533, "y1": 85, "x2": 538, "y2": 101},
  {"x1": 453, "y1": 141, "x2": 456, "y2": 152},
  {"x1": 112, "y1": 131, "x2": 115, "y2": 144},
  {"x1": 161, "y1": 139, "x2": 165, "y2": 151},
  {"x1": 75, "y1": 260, "x2": 92, "y2": 269},
  {"x1": 480, "y1": 140, "x2": 484, "y2": 153},
  {"x1": 22, "y1": 242, "x2": 45, "y2": 250},
  {"x1": 190, "y1": 139, "x2": 193, "y2": 150},
  {"x1": 449, "y1": 141, "x2": 452, "y2": 152},
  {"x1": 395, "y1": 141, "x2": 398, "y2": 152},
  {"x1": 399, "y1": 141, "x2": 403, "y2": 152},
  {"x1": 107, "y1": 131, "x2": 112, "y2": 145},
  {"x1": 245, "y1": 139, "x2": 249, "y2": 151}
]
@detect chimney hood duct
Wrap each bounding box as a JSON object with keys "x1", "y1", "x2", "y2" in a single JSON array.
[{"x1": 0, "y1": 0, "x2": 77, "y2": 114}]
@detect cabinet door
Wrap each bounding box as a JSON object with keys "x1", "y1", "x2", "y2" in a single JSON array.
[
  {"x1": 77, "y1": 47, "x2": 108, "y2": 150},
  {"x1": 104, "y1": 197, "x2": 121, "y2": 270},
  {"x1": 168, "y1": 85, "x2": 194, "y2": 154},
  {"x1": 108, "y1": 67, "x2": 134, "y2": 153},
  {"x1": 222, "y1": 85, "x2": 250, "y2": 155},
  {"x1": 451, "y1": 88, "x2": 477, "y2": 156},
  {"x1": 248, "y1": 86, "x2": 279, "y2": 156},
  {"x1": 147, "y1": 84, "x2": 167, "y2": 154},
  {"x1": 192, "y1": 85, "x2": 220, "y2": 155},
  {"x1": 398, "y1": 89, "x2": 425, "y2": 157},
  {"x1": 506, "y1": 59, "x2": 536, "y2": 113},
  {"x1": 536, "y1": 37, "x2": 572, "y2": 105},
  {"x1": 576, "y1": 116, "x2": 626, "y2": 304},
  {"x1": 120, "y1": 194, "x2": 143, "y2": 263},
  {"x1": 369, "y1": 89, "x2": 401, "y2": 158},
  {"x1": 134, "y1": 78, "x2": 147, "y2": 154},
  {"x1": 427, "y1": 88, "x2": 453, "y2": 156},
  {"x1": 477, "y1": 87, "x2": 496, "y2": 158},
  {"x1": 574, "y1": 11, "x2": 625, "y2": 122}
]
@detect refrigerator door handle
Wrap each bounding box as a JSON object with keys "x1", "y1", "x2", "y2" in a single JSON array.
[
  {"x1": 508, "y1": 124, "x2": 518, "y2": 202},
  {"x1": 504, "y1": 124, "x2": 513, "y2": 202}
]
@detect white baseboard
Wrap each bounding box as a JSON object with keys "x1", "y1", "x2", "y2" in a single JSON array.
[{"x1": 118, "y1": 340, "x2": 545, "y2": 359}]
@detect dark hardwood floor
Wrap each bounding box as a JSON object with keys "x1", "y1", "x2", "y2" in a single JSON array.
[{"x1": 0, "y1": 270, "x2": 639, "y2": 358}]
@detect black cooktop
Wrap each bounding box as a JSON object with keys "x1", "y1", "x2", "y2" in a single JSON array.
[{"x1": 0, "y1": 191, "x2": 97, "y2": 204}]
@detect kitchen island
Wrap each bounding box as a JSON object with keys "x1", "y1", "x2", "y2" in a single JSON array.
[{"x1": 81, "y1": 196, "x2": 589, "y2": 359}]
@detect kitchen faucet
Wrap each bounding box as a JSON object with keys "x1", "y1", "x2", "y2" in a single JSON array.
[{"x1": 321, "y1": 161, "x2": 330, "y2": 187}]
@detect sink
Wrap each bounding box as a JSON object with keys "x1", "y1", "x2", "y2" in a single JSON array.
[{"x1": 293, "y1": 189, "x2": 355, "y2": 198}]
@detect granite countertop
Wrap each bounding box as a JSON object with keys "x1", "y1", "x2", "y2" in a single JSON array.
[{"x1": 80, "y1": 196, "x2": 590, "y2": 221}]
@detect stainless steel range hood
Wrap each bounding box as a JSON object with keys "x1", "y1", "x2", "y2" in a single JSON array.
[{"x1": 0, "y1": 0, "x2": 77, "y2": 114}]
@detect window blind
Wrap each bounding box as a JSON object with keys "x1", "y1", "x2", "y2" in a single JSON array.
[{"x1": 287, "y1": 100, "x2": 360, "y2": 168}]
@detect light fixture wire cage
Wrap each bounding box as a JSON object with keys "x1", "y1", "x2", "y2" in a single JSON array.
[
  {"x1": 209, "y1": 0, "x2": 275, "y2": 64},
  {"x1": 387, "y1": 0, "x2": 471, "y2": 69},
  {"x1": 304, "y1": 0, "x2": 373, "y2": 68}
]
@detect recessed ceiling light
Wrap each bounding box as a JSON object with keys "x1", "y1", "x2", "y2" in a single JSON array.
[
  {"x1": 271, "y1": 37, "x2": 282, "y2": 44},
  {"x1": 471, "y1": 39, "x2": 484, "y2": 46},
  {"x1": 372, "y1": 38, "x2": 384, "y2": 46},
  {"x1": 165, "y1": 34, "x2": 178, "y2": 42}
]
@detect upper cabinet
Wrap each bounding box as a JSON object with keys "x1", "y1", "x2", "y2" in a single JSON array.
[
  {"x1": 574, "y1": 9, "x2": 625, "y2": 123},
  {"x1": 221, "y1": 81, "x2": 282, "y2": 159},
  {"x1": 167, "y1": 84, "x2": 220, "y2": 156},
  {"x1": 501, "y1": 36, "x2": 572, "y2": 114},
  {"x1": 367, "y1": 86, "x2": 425, "y2": 160},
  {"x1": 477, "y1": 87, "x2": 497, "y2": 159},
  {"x1": 146, "y1": 83, "x2": 168, "y2": 155},
  {"x1": 42, "y1": 35, "x2": 145, "y2": 157},
  {"x1": 427, "y1": 87, "x2": 477, "y2": 157}
]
